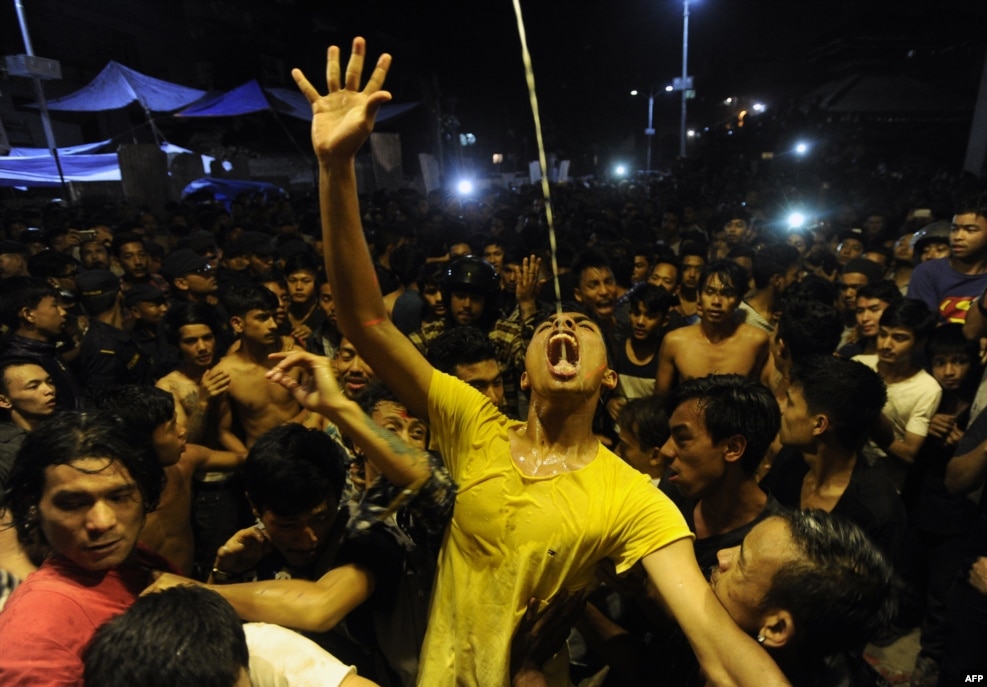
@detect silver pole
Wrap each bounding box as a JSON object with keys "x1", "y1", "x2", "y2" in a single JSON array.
[
  {"x1": 14, "y1": 0, "x2": 68, "y2": 194},
  {"x1": 646, "y1": 90, "x2": 654, "y2": 172},
  {"x1": 679, "y1": 0, "x2": 690, "y2": 159}
]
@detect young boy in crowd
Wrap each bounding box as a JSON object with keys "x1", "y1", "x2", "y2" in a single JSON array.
[
  {"x1": 613, "y1": 283, "x2": 674, "y2": 402},
  {"x1": 899, "y1": 324, "x2": 982, "y2": 687},
  {"x1": 853, "y1": 299, "x2": 941, "y2": 490}
]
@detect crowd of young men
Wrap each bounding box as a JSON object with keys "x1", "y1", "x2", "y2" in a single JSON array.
[{"x1": 0, "y1": 36, "x2": 986, "y2": 687}]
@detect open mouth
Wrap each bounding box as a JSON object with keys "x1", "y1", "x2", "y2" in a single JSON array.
[{"x1": 547, "y1": 331, "x2": 579, "y2": 378}]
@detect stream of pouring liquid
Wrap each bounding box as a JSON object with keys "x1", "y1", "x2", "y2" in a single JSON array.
[{"x1": 511, "y1": 0, "x2": 565, "y2": 330}]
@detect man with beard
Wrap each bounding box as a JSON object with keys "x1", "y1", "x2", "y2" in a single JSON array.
[{"x1": 656, "y1": 260, "x2": 769, "y2": 400}]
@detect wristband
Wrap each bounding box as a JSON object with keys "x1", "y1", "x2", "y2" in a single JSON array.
[{"x1": 211, "y1": 567, "x2": 236, "y2": 583}]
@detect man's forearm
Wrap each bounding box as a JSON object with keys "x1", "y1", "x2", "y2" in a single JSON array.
[{"x1": 209, "y1": 565, "x2": 373, "y2": 633}]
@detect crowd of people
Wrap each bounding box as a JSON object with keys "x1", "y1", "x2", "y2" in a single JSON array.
[{"x1": 0, "y1": 36, "x2": 985, "y2": 687}]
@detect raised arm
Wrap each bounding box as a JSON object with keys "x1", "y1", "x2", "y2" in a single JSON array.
[
  {"x1": 293, "y1": 38, "x2": 432, "y2": 420},
  {"x1": 641, "y1": 539, "x2": 789, "y2": 687},
  {"x1": 267, "y1": 350, "x2": 431, "y2": 487}
]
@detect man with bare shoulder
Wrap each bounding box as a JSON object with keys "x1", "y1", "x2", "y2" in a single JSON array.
[
  {"x1": 656, "y1": 259, "x2": 770, "y2": 399},
  {"x1": 102, "y1": 385, "x2": 246, "y2": 577},
  {"x1": 214, "y1": 284, "x2": 322, "y2": 453},
  {"x1": 156, "y1": 302, "x2": 230, "y2": 447}
]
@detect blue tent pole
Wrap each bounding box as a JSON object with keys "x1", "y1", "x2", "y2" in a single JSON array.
[{"x1": 14, "y1": 0, "x2": 68, "y2": 197}]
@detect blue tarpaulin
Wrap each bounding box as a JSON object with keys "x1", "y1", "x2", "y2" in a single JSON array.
[
  {"x1": 7, "y1": 139, "x2": 113, "y2": 157},
  {"x1": 44, "y1": 61, "x2": 206, "y2": 112},
  {"x1": 181, "y1": 177, "x2": 287, "y2": 207},
  {"x1": 0, "y1": 154, "x2": 121, "y2": 186},
  {"x1": 175, "y1": 79, "x2": 419, "y2": 123}
]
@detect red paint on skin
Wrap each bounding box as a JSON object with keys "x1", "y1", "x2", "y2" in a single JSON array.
[
  {"x1": 361, "y1": 317, "x2": 385, "y2": 327},
  {"x1": 584, "y1": 362, "x2": 607, "y2": 379}
]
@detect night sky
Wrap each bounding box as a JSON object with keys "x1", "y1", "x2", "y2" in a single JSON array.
[{"x1": 3, "y1": 0, "x2": 986, "y2": 169}]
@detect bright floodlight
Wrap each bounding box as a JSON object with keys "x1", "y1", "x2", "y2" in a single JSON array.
[
  {"x1": 794, "y1": 141, "x2": 809, "y2": 155},
  {"x1": 665, "y1": 85, "x2": 674, "y2": 92},
  {"x1": 614, "y1": 164, "x2": 627, "y2": 177},
  {"x1": 752, "y1": 102, "x2": 766, "y2": 113},
  {"x1": 788, "y1": 212, "x2": 806, "y2": 229},
  {"x1": 456, "y1": 180, "x2": 474, "y2": 195},
  {"x1": 630, "y1": 89, "x2": 639, "y2": 96}
]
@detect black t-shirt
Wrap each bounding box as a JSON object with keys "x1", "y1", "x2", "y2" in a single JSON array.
[{"x1": 761, "y1": 447, "x2": 907, "y2": 559}]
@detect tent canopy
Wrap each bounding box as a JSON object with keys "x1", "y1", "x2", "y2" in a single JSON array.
[
  {"x1": 0, "y1": 153, "x2": 122, "y2": 187},
  {"x1": 175, "y1": 79, "x2": 419, "y2": 123},
  {"x1": 45, "y1": 61, "x2": 206, "y2": 112}
]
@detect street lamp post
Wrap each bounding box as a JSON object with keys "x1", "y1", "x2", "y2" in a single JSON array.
[
  {"x1": 679, "y1": 0, "x2": 690, "y2": 159},
  {"x1": 645, "y1": 89, "x2": 655, "y2": 172}
]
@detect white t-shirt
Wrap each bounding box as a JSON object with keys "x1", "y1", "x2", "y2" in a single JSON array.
[
  {"x1": 853, "y1": 354, "x2": 942, "y2": 488},
  {"x1": 245, "y1": 622, "x2": 356, "y2": 687}
]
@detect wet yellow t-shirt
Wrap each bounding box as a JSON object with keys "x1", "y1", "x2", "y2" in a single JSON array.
[{"x1": 417, "y1": 372, "x2": 692, "y2": 686}]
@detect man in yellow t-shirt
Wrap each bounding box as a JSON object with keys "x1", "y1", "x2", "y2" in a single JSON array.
[{"x1": 291, "y1": 36, "x2": 791, "y2": 687}]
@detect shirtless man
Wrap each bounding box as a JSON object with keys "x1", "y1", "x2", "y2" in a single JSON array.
[
  {"x1": 656, "y1": 259, "x2": 770, "y2": 399},
  {"x1": 290, "y1": 37, "x2": 787, "y2": 687},
  {"x1": 214, "y1": 283, "x2": 320, "y2": 453},
  {"x1": 156, "y1": 302, "x2": 230, "y2": 447},
  {"x1": 102, "y1": 385, "x2": 245, "y2": 576}
]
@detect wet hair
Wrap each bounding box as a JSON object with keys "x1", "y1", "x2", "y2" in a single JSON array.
[
  {"x1": 4, "y1": 411, "x2": 165, "y2": 546},
  {"x1": 98, "y1": 385, "x2": 175, "y2": 449},
  {"x1": 243, "y1": 423, "x2": 347, "y2": 517},
  {"x1": 699, "y1": 258, "x2": 748, "y2": 296},
  {"x1": 618, "y1": 396, "x2": 669, "y2": 453},
  {"x1": 0, "y1": 276, "x2": 59, "y2": 329},
  {"x1": 877, "y1": 298, "x2": 936, "y2": 342},
  {"x1": 628, "y1": 282, "x2": 676, "y2": 317},
  {"x1": 222, "y1": 282, "x2": 279, "y2": 318},
  {"x1": 163, "y1": 301, "x2": 223, "y2": 346},
  {"x1": 776, "y1": 299, "x2": 843, "y2": 361},
  {"x1": 83, "y1": 586, "x2": 248, "y2": 687},
  {"x1": 751, "y1": 243, "x2": 800, "y2": 290},
  {"x1": 761, "y1": 509, "x2": 895, "y2": 655},
  {"x1": 427, "y1": 326, "x2": 498, "y2": 374},
  {"x1": 790, "y1": 356, "x2": 887, "y2": 450},
  {"x1": 665, "y1": 375, "x2": 779, "y2": 474}
]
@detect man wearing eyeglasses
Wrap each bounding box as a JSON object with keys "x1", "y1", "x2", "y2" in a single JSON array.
[
  {"x1": 908, "y1": 197, "x2": 987, "y2": 324},
  {"x1": 161, "y1": 248, "x2": 220, "y2": 307}
]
